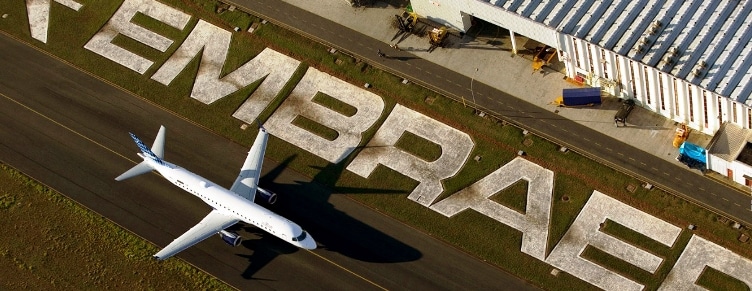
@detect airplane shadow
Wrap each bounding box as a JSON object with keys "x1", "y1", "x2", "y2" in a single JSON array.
[
  {"x1": 232, "y1": 228, "x2": 297, "y2": 281},
  {"x1": 389, "y1": 55, "x2": 421, "y2": 61},
  {"x1": 236, "y1": 155, "x2": 422, "y2": 279}
]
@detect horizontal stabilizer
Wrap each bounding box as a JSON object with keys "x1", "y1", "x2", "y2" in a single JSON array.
[{"x1": 115, "y1": 161, "x2": 154, "y2": 181}]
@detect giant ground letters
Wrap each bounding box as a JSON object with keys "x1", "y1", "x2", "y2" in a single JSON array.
[
  {"x1": 347, "y1": 104, "x2": 474, "y2": 205},
  {"x1": 24, "y1": 0, "x2": 752, "y2": 289},
  {"x1": 265, "y1": 67, "x2": 385, "y2": 163}
]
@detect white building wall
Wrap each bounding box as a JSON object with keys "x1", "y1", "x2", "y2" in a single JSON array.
[
  {"x1": 635, "y1": 64, "x2": 647, "y2": 106},
  {"x1": 409, "y1": 0, "x2": 465, "y2": 31},
  {"x1": 731, "y1": 161, "x2": 752, "y2": 187},
  {"x1": 642, "y1": 66, "x2": 651, "y2": 107},
  {"x1": 658, "y1": 72, "x2": 672, "y2": 117},
  {"x1": 616, "y1": 55, "x2": 630, "y2": 98},
  {"x1": 602, "y1": 49, "x2": 615, "y2": 80},
  {"x1": 704, "y1": 92, "x2": 715, "y2": 134},
  {"x1": 707, "y1": 93, "x2": 715, "y2": 131},
  {"x1": 634, "y1": 62, "x2": 653, "y2": 109},
  {"x1": 410, "y1": 0, "x2": 558, "y2": 46},
  {"x1": 729, "y1": 101, "x2": 739, "y2": 126},
  {"x1": 690, "y1": 85, "x2": 702, "y2": 131},
  {"x1": 723, "y1": 97, "x2": 733, "y2": 127},
  {"x1": 672, "y1": 77, "x2": 685, "y2": 123},
  {"x1": 707, "y1": 155, "x2": 728, "y2": 178},
  {"x1": 647, "y1": 68, "x2": 660, "y2": 111},
  {"x1": 559, "y1": 34, "x2": 577, "y2": 78},
  {"x1": 631, "y1": 64, "x2": 641, "y2": 104},
  {"x1": 590, "y1": 45, "x2": 603, "y2": 77},
  {"x1": 713, "y1": 95, "x2": 724, "y2": 131},
  {"x1": 575, "y1": 39, "x2": 588, "y2": 76}
]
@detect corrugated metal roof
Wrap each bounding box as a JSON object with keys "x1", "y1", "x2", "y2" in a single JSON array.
[{"x1": 487, "y1": 0, "x2": 752, "y2": 103}]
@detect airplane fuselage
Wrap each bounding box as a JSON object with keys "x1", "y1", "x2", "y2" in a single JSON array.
[{"x1": 144, "y1": 155, "x2": 316, "y2": 250}]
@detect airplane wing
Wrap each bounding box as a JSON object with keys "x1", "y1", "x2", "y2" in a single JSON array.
[
  {"x1": 229, "y1": 127, "x2": 269, "y2": 202},
  {"x1": 154, "y1": 209, "x2": 239, "y2": 260}
]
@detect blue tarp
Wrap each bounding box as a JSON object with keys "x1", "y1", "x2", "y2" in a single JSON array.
[
  {"x1": 679, "y1": 142, "x2": 706, "y2": 164},
  {"x1": 562, "y1": 87, "x2": 602, "y2": 106}
]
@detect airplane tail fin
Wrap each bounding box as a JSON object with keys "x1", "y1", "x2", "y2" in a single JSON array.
[
  {"x1": 150, "y1": 125, "x2": 166, "y2": 160},
  {"x1": 115, "y1": 126, "x2": 167, "y2": 181}
]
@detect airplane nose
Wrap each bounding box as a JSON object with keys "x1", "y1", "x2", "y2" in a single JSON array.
[{"x1": 301, "y1": 235, "x2": 317, "y2": 250}]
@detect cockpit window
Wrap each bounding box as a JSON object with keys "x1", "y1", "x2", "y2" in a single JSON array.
[{"x1": 292, "y1": 231, "x2": 307, "y2": 242}]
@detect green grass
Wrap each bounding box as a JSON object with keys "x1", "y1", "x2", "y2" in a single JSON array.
[
  {"x1": 2, "y1": 1, "x2": 752, "y2": 290},
  {"x1": 696, "y1": 267, "x2": 750, "y2": 291},
  {"x1": 0, "y1": 164, "x2": 231, "y2": 290},
  {"x1": 394, "y1": 131, "x2": 443, "y2": 162},
  {"x1": 292, "y1": 115, "x2": 339, "y2": 141},
  {"x1": 489, "y1": 180, "x2": 529, "y2": 214},
  {"x1": 311, "y1": 92, "x2": 358, "y2": 117}
]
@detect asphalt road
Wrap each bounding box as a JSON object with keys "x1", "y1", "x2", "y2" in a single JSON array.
[
  {"x1": 0, "y1": 31, "x2": 540, "y2": 290},
  {"x1": 236, "y1": 0, "x2": 752, "y2": 225}
]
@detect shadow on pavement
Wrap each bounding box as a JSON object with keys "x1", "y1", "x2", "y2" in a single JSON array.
[{"x1": 234, "y1": 155, "x2": 422, "y2": 279}]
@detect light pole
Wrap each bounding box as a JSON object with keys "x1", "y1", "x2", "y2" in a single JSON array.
[{"x1": 470, "y1": 68, "x2": 479, "y2": 105}]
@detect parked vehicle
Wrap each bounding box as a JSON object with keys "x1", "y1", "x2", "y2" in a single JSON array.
[
  {"x1": 554, "y1": 87, "x2": 602, "y2": 107},
  {"x1": 614, "y1": 99, "x2": 636, "y2": 127},
  {"x1": 676, "y1": 141, "x2": 707, "y2": 172}
]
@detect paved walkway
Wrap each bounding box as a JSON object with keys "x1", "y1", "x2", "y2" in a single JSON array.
[{"x1": 280, "y1": 0, "x2": 712, "y2": 169}]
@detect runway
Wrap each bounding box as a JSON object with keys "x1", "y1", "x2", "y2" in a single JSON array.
[{"x1": 0, "y1": 31, "x2": 538, "y2": 290}]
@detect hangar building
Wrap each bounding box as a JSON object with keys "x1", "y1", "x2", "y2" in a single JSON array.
[{"x1": 410, "y1": 0, "x2": 752, "y2": 135}]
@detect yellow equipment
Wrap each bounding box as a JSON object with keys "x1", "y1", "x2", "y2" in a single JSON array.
[
  {"x1": 553, "y1": 96, "x2": 565, "y2": 106},
  {"x1": 396, "y1": 11, "x2": 419, "y2": 33},
  {"x1": 429, "y1": 26, "x2": 447, "y2": 47},
  {"x1": 405, "y1": 11, "x2": 418, "y2": 26},
  {"x1": 532, "y1": 46, "x2": 556, "y2": 71},
  {"x1": 673, "y1": 124, "x2": 689, "y2": 148}
]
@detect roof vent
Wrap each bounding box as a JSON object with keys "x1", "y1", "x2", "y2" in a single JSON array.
[
  {"x1": 663, "y1": 55, "x2": 674, "y2": 65},
  {"x1": 692, "y1": 68, "x2": 702, "y2": 76},
  {"x1": 698, "y1": 60, "x2": 707, "y2": 68},
  {"x1": 640, "y1": 36, "x2": 651, "y2": 45},
  {"x1": 634, "y1": 45, "x2": 644, "y2": 53},
  {"x1": 669, "y1": 47, "x2": 680, "y2": 55}
]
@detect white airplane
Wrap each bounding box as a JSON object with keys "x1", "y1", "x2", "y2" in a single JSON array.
[{"x1": 115, "y1": 125, "x2": 316, "y2": 260}]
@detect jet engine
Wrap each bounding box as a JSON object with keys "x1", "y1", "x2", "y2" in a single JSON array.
[
  {"x1": 256, "y1": 187, "x2": 278, "y2": 204},
  {"x1": 219, "y1": 230, "x2": 242, "y2": 246}
]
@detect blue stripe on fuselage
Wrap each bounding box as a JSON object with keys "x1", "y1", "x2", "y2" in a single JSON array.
[{"x1": 129, "y1": 132, "x2": 165, "y2": 165}]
